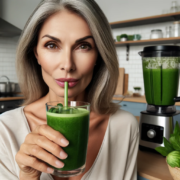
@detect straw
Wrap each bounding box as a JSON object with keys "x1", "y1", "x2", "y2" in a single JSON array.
[{"x1": 64, "y1": 82, "x2": 68, "y2": 107}]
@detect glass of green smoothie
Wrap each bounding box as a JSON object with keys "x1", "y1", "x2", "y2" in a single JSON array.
[{"x1": 46, "y1": 101, "x2": 90, "y2": 177}]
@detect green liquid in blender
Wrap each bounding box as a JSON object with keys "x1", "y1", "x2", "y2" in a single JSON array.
[
  {"x1": 47, "y1": 108, "x2": 89, "y2": 171},
  {"x1": 143, "y1": 68, "x2": 179, "y2": 106}
]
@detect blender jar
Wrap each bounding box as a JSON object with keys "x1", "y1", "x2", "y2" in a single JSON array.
[{"x1": 139, "y1": 46, "x2": 180, "y2": 106}]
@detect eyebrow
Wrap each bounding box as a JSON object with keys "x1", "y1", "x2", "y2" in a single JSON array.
[{"x1": 42, "y1": 35, "x2": 93, "y2": 43}]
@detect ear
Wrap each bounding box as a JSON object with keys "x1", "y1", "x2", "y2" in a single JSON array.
[{"x1": 34, "y1": 46, "x2": 41, "y2": 65}]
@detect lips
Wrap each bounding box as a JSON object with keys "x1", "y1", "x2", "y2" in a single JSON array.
[{"x1": 55, "y1": 78, "x2": 79, "y2": 88}]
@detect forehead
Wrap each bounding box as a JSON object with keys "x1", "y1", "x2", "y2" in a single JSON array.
[{"x1": 38, "y1": 9, "x2": 92, "y2": 38}]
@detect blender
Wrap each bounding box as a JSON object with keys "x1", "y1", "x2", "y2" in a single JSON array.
[{"x1": 138, "y1": 45, "x2": 180, "y2": 151}]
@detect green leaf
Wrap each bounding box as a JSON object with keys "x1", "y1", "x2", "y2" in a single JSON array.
[
  {"x1": 173, "y1": 121, "x2": 180, "y2": 135},
  {"x1": 169, "y1": 135, "x2": 180, "y2": 151},
  {"x1": 48, "y1": 107, "x2": 55, "y2": 112},
  {"x1": 155, "y1": 146, "x2": 171, "y2": 156},
  {"x1": 163, "y1": 137, "x2": 174, "y2": 152},
  {"x1": 52, "y1": 108, "x2": 59, "y2": 113},
  {"x1": 167, "y1": 151, "x2": 180, "y2": 168},
  {"x1": 57, "y1": 103, "x2": 63, "y2": 107}
]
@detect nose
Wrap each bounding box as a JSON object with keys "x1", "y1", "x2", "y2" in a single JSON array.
[{"x1": 59, "y1": 48, "x2": 76, "y2": 73}]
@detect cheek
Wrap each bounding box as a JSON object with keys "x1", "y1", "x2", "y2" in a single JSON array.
[
  {"x1": 75, "y1": 52, "x2": 97, "y2": 76},
  {"x1": 37, "y1": 50, "x2": 59, "y2": 76}
]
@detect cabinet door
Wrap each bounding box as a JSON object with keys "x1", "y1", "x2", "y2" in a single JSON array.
[
  {"x1": 119, "y1": 101, "x2": 147, "y2": 116},
  {"x1": 176, "y1": 106, "x2": 180, "y2": 111}
]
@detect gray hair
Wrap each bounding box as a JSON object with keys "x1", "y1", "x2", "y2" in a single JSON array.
[{"x1": 16, "y1": 0, "x2": 119, "y2": 114}]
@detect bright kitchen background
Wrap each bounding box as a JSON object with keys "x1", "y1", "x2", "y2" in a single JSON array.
[{"x1": 1, "y1": 0, "x2": 180, "y2": 95}]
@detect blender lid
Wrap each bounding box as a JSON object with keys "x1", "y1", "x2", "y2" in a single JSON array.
[{"x1": 142, "y1": 45, "x2": 180, "y2": 52}]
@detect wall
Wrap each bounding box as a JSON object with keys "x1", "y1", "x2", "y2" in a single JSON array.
[
  {"x1": 1, "y1": 0, "x2": 180, "y2": 95},
  {"x1": 0, "y1": 37, "x2": 19, "y2": 83},
  {"x1": 1, "y1": 0, "x2": 41, "y2": 29},
  {"x1": 95, "y1": 0, "x2": 180, "y2": 96},
  {"x1": 0, "y1": 0, "x2": 41, "y2": 83}
]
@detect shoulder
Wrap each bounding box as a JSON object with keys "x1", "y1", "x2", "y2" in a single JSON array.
[
  {"x1": 0, "y1": 107, "x2": 29, "y2": 144},
  {"x1": 109, "y1": 109, "x2": 139, "y2": 141},
  {"x1": 0, "y1": 106, "x2": 25, "y2": 124}
]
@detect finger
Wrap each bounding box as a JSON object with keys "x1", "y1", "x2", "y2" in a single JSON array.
[
  {"x1": 25, "y1": 134, "x2": 68, "y2": 159},
  {"x1": 33, "y1": 124, "x2": 69, "y2": 147},
  {"x1": 21, "y1": 144, "x2": 64, "y2": 168},
  {"x1": 16, "y1": 152, "x2": 54, "y2": 174}
]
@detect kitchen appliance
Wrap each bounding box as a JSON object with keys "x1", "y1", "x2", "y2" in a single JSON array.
[
  {"x1": 0, "y1": 76, "x2": 17, "y2": 97},
  {"x1": 138, "y1": 45, "x2": 180, "y2": 152}
]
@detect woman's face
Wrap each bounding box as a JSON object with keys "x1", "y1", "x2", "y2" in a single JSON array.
[{"x1": 35, "y1": 9, "x2": 98, "y2": 100}]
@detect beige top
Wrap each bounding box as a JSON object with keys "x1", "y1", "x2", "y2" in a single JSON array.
[{"x1": 0, "y1": 107, "x2": 139, "y2": 180}]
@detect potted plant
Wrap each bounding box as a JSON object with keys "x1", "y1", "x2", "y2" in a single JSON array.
[
  {"x1": 120, "y1": 34, "x2": 128, "y2": 41},
  {"x1": 155, "y1": 121, "x2": 180, "y2": 180}
]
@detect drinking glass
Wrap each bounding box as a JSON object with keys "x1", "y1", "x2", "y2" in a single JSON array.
[{"x1": 46, "y1": 101, "x2": 90, "y2": 177}]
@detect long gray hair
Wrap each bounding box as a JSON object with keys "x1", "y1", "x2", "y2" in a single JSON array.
[{"x1": 16, "y1": 0, "x2": 119, "y2": 114}]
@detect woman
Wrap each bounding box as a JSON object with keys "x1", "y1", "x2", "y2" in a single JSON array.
[{"x1": 0, "y1": 0, "x2": 139, "y2": 180}]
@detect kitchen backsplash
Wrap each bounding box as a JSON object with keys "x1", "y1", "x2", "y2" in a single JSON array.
[{"x1": 1, "y1": 21, "x2": 180, "y2": 96}]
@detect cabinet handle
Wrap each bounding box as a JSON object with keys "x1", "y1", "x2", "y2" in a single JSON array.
[{"x1": 123, "y1": 104, "x2": 127, "y2": 107}]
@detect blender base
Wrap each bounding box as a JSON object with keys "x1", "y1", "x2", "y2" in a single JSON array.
[{"x1": 139, "y1": 110, "x2": 180, "y2": 150}]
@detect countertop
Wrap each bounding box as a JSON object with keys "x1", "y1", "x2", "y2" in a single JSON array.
[
  {"x1": 113, "y1": 95, "x2": 180, "y2": 106},
  {"x1": 0, "y1": 93, "x2": 24, "y2": 101},
  {"x1": 2, "y1": 95, "x2": 180, "y2": 107},
  {"x1": 0, "y1": 96, "x2": 24, "y2": 101},
  {"x1": 136, "y1": 116, "x2": 173, "y2": 180}
]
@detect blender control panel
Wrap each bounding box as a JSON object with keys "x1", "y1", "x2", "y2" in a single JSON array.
[{"x1": 141, "y1": 123, "x2": 164, "y2": 144}]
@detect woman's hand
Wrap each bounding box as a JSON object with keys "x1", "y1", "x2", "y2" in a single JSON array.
[{"x1": 15, "y1": 124, "x2": 69, "y2": 180}]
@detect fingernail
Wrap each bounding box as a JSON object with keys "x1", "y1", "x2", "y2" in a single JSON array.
[
  {"x1": 60, "y1": 151, "x2": 68, "y2": 159},
  {"x1": 47, "y1": 167, "x2": 54, "y2": 174},
  {"x1": 55, "y1": 160, "x2": 64, "y2": 168},
  {"x1": 61, "y1": 139, "x2": 69, "y2": 146}
]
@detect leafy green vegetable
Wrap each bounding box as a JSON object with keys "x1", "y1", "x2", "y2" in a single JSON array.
[
  {"x1": 173, "y1": 121, "x2": 180, "y2": 136},
  {"x1": 155, "y1": 121, "x2": 180, "y2": 168},
  {"x1": 167, "y1": 151, "x2": 180, "y2": 168},
  {"x1": 163, "y1": 137, "x2": 174, "y2": 152},
  {"x1": 155, "y1": 146, "x2": 172, "y2": 156},
  {"x1": 57, "y1": 103, "x2": 63, "y2": 107},
  {"x1": 52, "y1": 108, "x2": 59, "y2": 113},
  {"x1": 48, "y1": 107, "x2": 55, "y2": 112},
  {"x1": 170, "y1": 135, "x2": 180, "y2": 151}
]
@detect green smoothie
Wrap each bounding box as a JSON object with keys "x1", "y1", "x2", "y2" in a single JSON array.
[
  {"x1": 46, "y1": 108, "x2": 89, "y2": 171},
  {"x1": 143, "y1": 68, "x2": 179, "y2": 106}
]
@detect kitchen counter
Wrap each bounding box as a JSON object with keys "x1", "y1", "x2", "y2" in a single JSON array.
[
  {"x1": 113, "y1": 96, "x2": 180, "y2": 106},
  {"x1": 0, "y1": 96, "x2": 25, "y2": 101},
  {"x1": 138, "y1": 150, "x2": 173, "y2": 180},
  {"x1": 136, "y1": 116, "x2": 173, "y2": 180}
]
